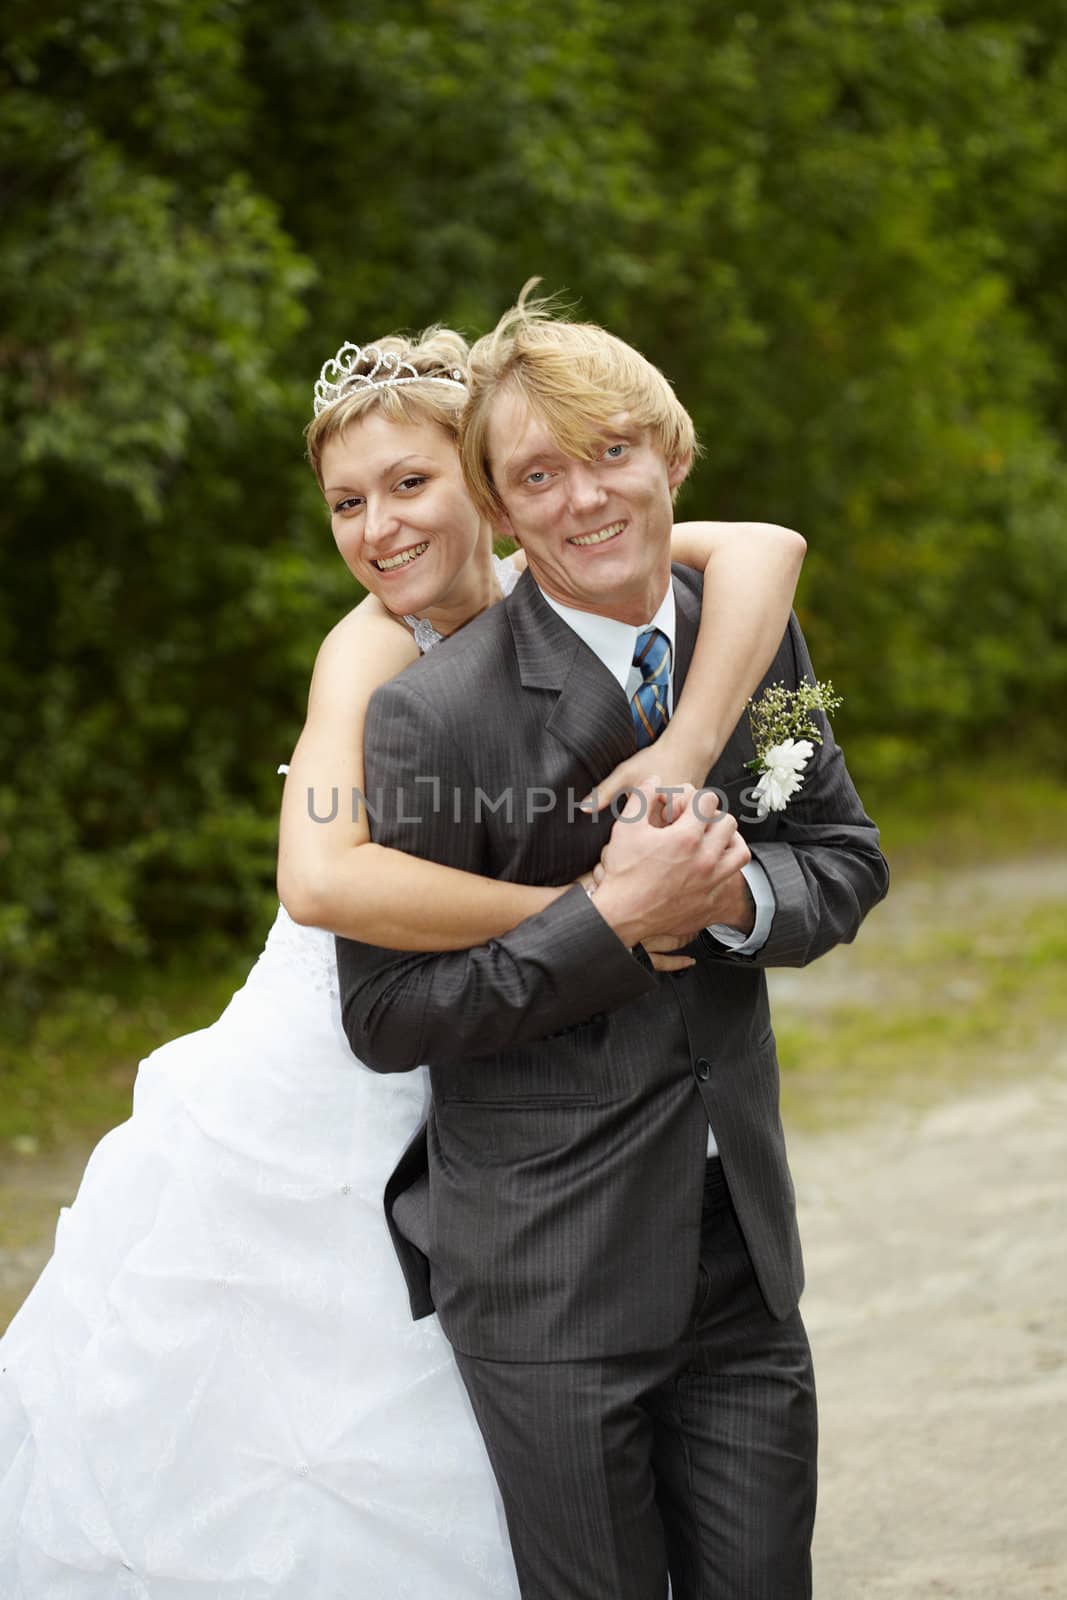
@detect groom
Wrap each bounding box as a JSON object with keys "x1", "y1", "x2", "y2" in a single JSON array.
[{"x1": 336, "y1": 297, "x2": 888, "y2": 1599}]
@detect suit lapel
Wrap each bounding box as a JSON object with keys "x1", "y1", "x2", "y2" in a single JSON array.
[
  {"x1": 671, "y1": 566, "x2": 700, "y2": 703},
  {"x1": 506, "y1": 570, "x2": 636, "y2": 780},
  {"x1": 672, "y1": 566, "x2": 758, "y2": 781}
]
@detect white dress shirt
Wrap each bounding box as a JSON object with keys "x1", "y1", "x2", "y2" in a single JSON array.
[{"x1": 539, "y1": 580, "x2": 777, "y2": 1159}]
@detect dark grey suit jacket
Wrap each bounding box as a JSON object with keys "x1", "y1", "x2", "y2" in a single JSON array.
[{"x1": 336, "y1": 566, "x2": 888, "y2": 1362}]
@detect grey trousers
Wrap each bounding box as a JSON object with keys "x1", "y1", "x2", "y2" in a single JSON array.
[{"x1": 455, "y1": 1160, "x2": 817, "y2": 1600}]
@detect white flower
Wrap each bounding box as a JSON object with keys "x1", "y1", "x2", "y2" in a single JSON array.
[{"x1": 751, "y1": 738, "x2": 814, "y2": 818}]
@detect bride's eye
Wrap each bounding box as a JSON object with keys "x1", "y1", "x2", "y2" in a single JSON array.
[
  {"x1": 333, "y1": 495, "x2": 364, "y2": 514},
  {"x1": 396, "y1": 475, "x2": 428, "y2": 493}
]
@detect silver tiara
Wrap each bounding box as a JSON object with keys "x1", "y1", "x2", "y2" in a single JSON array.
[{"x1": 313, "y1": 341, "x2": 468, "y2": 416}]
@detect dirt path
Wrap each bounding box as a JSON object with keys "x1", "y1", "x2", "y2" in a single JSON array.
[
  {"x1": 774, "y1": 858, "x2": 1067, "y2": 1596},
  {"x1": 793, "y1": 1071, "x2": 1067, "y2": 1599}
]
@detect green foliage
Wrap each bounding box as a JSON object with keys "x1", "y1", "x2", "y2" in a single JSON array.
[
  {"x1": 778, "y1": 896, "x2": 1067, "y2": 1131},
  {"x1": 748, "y1": 681, "x2": 843, "y2": 760},
  {"x1": 0, "y1": 3, "x2": 318, "y2": 1014},
  {"x1": 1, "y1": 0, "x2": 1066, "y2": 1020}
]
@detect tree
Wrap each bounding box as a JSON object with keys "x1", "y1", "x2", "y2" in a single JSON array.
[{"x1": 0, "y1": 2, "x2": 313, "y2": 1006}]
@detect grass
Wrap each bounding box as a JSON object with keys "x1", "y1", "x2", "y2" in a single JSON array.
[
  {"x1": 766, "y1": 754, "x2": 1067, "y2": 1128},
  {"x1": 778, "y1": 898, "x2": 1067, "y2": 1132},
  {"x1": 860, "y1": 762, "x2": 1067, "y2": 873},
  {"x1": 0, "y1": 953, "x2": 252, "y2": 1154}
]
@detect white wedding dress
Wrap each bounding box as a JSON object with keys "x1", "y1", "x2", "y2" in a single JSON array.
[{"x1": 0, "y1": 562, "x2": 522, "y2": 1599}]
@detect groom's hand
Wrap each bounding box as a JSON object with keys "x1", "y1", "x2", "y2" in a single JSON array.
[
  {"x1": 588, "y1": 779, "x2": 751, "y2": 950},
  {"x1": 603, "y1": 874, "x2": 756, "y2": 968}
]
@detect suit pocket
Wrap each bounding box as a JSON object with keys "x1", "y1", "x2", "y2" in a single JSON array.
[
  {"x1": 432, "y1": 1095, "x2": 602, "y2": 1170},
  {"x1": 432, "y1": 1024, "x2": 612, "y2": 1108}
]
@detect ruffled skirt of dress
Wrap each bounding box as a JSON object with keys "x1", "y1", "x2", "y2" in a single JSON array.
[{"x1": 0, "y1": 909, "x2": 518, "y2": 1599}]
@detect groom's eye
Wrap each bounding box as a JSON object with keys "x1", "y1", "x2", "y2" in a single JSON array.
[
  {"x1": 604, "y1": 443, "x2": 628, "y2": 459},
  {"x1": 525, "y1": 470, "x2": 548, "y2": 485}
]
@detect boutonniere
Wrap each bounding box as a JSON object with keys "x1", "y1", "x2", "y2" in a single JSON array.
[{"x1": 746, "y1": 680, "x2": 843, "y2": 817}]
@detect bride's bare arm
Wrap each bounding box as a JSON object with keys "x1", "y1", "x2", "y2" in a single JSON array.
[
  {"x1": 277, "y1": 598, "x2": 562, "y2": 947},
  {"x1": 588, "y1": 520, "x2": 807, "y2": 808}
]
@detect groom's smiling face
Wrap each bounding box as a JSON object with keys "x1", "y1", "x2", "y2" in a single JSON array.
[{"x1": 486, "y1": 386, "x2": 688, "y2": 627}]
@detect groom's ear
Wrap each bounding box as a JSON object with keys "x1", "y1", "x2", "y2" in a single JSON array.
[
  {"x1": 668, "y1": 450, "x2": 694, "y2": 492},
  {"x1": 492, "y1": 501, "x2": 518, "y2": 542}
]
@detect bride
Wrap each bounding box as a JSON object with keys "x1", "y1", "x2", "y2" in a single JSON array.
[{"x1": 0, "y1": 323, "x2": 805, "y2": 1597}]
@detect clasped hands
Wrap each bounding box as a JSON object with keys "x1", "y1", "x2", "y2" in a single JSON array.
[{"x1": 580, "y1": 737, "x2": 754, "y2": 972}]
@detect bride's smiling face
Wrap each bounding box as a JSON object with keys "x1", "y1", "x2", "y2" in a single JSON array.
[{"x1": 320, "y1": 413, "x2": 486, "y2": 616}]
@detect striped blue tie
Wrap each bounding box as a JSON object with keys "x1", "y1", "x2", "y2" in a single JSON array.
[{"x1": 631, "y1": 627, "x2": 671, "y2": 747}]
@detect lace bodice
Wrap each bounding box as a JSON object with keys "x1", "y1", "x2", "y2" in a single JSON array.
[{"x1": 403, "y1": 554, "x2": 521, "y2": 654}]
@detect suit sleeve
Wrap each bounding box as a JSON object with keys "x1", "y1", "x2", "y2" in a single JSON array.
[
  {"x1": 700, "y1": 614, "x2": 890, "y2": 969},
  {"x1": 335, "y1": 675, "x2": 656, "y2": 1073}
]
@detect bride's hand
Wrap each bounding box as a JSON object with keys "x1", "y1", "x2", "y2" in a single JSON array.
[
  {"x1": 580, "y1": 725, "x2": 716, "y2": 816},
  {"x1": 643, "y1": 933, "x2": 697, "y2": 974}
]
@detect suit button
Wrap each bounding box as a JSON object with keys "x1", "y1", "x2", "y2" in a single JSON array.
[{"x1": 695, "y1": 1057, "x2": 711, "y2": 1082}]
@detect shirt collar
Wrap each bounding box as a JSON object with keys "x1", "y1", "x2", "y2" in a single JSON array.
[{"x1": 537, "y1": 580, "x2": 676, "y2": 692}]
